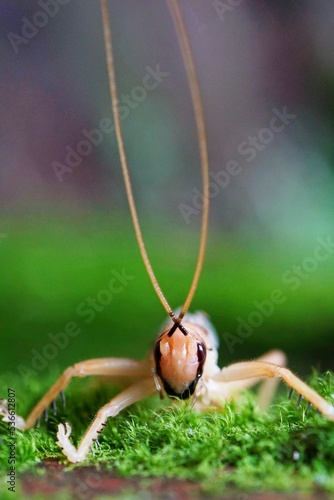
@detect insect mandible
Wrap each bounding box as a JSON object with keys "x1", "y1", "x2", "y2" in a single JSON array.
[{"x1": 1, "y1": 0, "x2": 333, "y2": 464}]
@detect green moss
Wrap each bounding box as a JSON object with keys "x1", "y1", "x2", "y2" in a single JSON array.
[
  {"x1": 1, "y1": 218, "x2": 334, "y2": 496},
  {"x1": 0, "y1": 370, "x2": 334, "y2": 496}
]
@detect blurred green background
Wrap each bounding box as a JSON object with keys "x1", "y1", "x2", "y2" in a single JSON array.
[
  {"x1": 1, "y1": 1, "x2": 334, "y2": 387},
  {"x1": 1, "y1": 214, "x2": 334, "y2": 382}
]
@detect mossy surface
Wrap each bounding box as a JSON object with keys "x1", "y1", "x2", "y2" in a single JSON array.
[
  {"x1": 0, "y1": 370, "x2": 334, "y2": 497},
  {"x1": 0, "y1": 218, "x2": 334, "y2": 497}
]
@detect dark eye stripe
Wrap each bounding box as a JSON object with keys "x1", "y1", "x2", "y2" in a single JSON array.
[
  {"x1": 197, "y1": 342, "x2": 206, "y2": 363},
  {"x1": 196, "y1": 342, "x2": 206, "y2": 380},
  {"x1": 153, "y1": 341, "x2": 162, "y2": 376}
]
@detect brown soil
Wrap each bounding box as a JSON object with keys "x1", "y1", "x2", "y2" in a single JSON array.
[{"x1": 19, "y1": 459, "x2": 331, "y2": 500}]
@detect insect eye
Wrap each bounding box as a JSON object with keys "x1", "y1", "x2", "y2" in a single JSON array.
[
  {"x1": 153, "y1": 341, "x2": 162, "y2": 371},
  {"x1": 197, "y1": 342, "x2": 206, "y2": 364}
]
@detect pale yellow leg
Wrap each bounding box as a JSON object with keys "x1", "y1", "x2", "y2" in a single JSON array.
[
  {"x1": 201, "y1": 350, "x2": 286, "y2": 409},
  {"x1": 0, "y1": 358, "x2": 149, "y2": 429},
  {"x1": 57, "y1": 377, "x2": 156, "y2": 463},
  {"x1": 256, "y1": 351, "x2": 286, "y2": 409},
  {"x1": 213, "y1": 359, "x2": 334, "y2": 421}
]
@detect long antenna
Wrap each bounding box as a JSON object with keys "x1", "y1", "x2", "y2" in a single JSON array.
[
  {"x1": 100, "y1": 0, "x2": 172, "y2": 318},
  {"x1": 100, "y1": 0, "x2": 209, "y2": 324},
  {"x1": 167, "y1": 0, "x2": 209, "y2": 321}
]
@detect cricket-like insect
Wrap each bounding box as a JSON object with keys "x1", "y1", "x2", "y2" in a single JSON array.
[{"x1": 1, "y1": 0, "x2": 333, "y2": 464}]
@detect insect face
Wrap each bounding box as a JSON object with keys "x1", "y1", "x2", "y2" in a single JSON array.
[{"x1": 154, "y1": 324, "x2": 207, "y2": 400}]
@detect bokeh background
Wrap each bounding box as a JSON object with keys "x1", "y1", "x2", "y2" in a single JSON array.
[{"x1": 0, "y1": 0, "x2": 334, "y2": 388}]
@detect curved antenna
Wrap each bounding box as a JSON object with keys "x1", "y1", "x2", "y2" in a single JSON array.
[
  {"x1": 100, "y1": 0, "x2": 172, "y2": 318},
  {"x1": 167, "y1": 0, "x2": 209, "y2": 321},
  {"x1": 100, "y1": 0, "x2": 209, "y2": 324}
]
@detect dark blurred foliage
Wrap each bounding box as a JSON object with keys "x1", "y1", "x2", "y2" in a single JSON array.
[{"x1": 0, "y1": 1, "x2": 334, "y2": 374}]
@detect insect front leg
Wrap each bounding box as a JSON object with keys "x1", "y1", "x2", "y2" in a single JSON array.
[
  {"x1": 256, "y1": 351, "x2": 287, "y2": 409},
  {"x1": 223, "y1": 350, "x2": 287, "y2": 409},
  {"x1": 57, "y1": 377, "x2": 156, "y2": 463},
  {"x1": 213, "y1": 360, "x2": 334, "y2": 421},
  {"x1": 199, "y1": 350, "x2": 286, "y2": 410},
  {"x1": 0, "y1": 358, "x2": 149, "y2": 430}
]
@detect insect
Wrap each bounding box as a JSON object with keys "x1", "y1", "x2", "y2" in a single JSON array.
[{"x1": 1, "y1": 0, "x2": 333, "y2": 464}]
